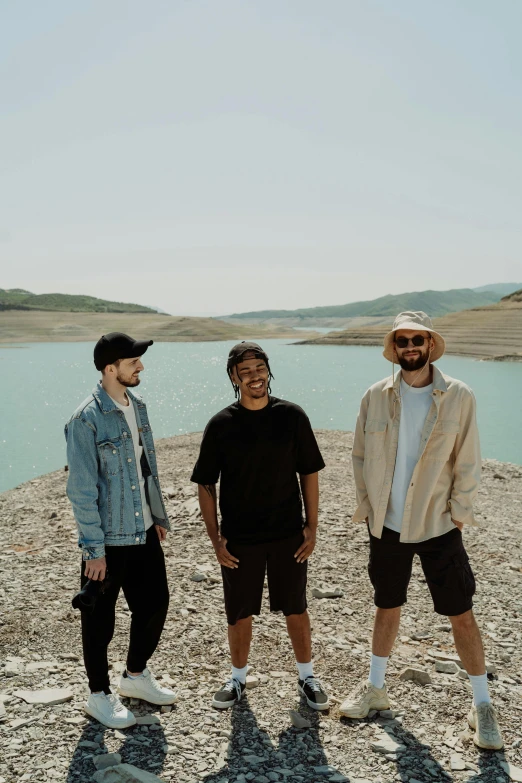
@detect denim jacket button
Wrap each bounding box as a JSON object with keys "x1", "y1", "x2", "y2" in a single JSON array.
[
  {"x1": 135, "y1": 537, "x2": 139, "y2": 542},
  {"x1": 135, "y1": 512, "x2": 139, "y2": 517},
  {"x1": 112, "y1": 450, "x2": 117, "y2": 454},
  {"x1": 127, "y1": 458, "x2": 132, "y2": 463},
  {"x1": 131, "y1": 485, "x2": 136, "y2": 490}
]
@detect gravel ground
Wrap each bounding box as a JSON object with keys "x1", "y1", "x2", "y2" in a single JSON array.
[{"x1": 1, "y1": 430, "x2": 521, "y2": 783}]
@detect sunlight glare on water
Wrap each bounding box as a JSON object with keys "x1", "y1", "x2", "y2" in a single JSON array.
[{"x1": 1, "y1": 339, "x2": 521, "y2": 493}]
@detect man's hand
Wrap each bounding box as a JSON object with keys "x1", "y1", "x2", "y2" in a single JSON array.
[
  {"x1": 213, "y1": 536, "x2": 239, "y2": 569},
  {"x1": 84, "y1": 556, "x2": 107, "y2": 581},
  {"x1": 294, "y1": 525, "x2": 316, "y2": 564},
  {"x1": 155, "y1": 524, "x2": 167, "y2": 542},
  {"x1": 452, "y1": 518, "x2": 464, "y2": 531}
]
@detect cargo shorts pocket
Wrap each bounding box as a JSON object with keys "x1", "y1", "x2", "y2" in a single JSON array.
[{"x1": 452, "y1": 551, "x2": 476, "y2": 600}]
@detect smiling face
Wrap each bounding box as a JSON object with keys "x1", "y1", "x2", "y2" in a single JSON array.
[
  {"x1": 231, "y1": 351, "x2": 269, "y2": 401},
  {"x1": 105, "y1": 356, "x2": 144, "y2": 387},
  {"x1": 394, "y1": 329, "x2": 433, "y2": 372}
]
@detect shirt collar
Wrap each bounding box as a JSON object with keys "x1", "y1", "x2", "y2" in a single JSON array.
[
  {"x1": 384, "y1": 364, "x2": 448, "y2": 394},
  {"x1": 92, "y1": 382, "x2": 142, "y2": 413}
]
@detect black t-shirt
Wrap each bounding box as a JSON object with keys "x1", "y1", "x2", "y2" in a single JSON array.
[{"x1": 190, "y1": 397, "x2": 325, "y2": 545}]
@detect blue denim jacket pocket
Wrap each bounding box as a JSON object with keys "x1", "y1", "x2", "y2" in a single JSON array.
[{"x1": 97, "y1": 438, "x2": 123, "y2": 476}]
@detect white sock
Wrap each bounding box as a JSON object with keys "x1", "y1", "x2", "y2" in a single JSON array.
[
  {"x1": 231, "y1": 664, "x2": 248, "y2": 684},
  {"x1": 369, "y1": 654, "x2": 389, "y2": 689},
  {"x1": 468, "y1": 673, "x2": 490, "y2": 706},
  {"x1": 296, "y1": 661, "x2": 314, "y2": 681},
  {"x1": 127, "y1": 671, "x2": 144, "y2": 680}
]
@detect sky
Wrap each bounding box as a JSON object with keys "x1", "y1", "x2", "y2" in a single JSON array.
[{"x1": 1, "y1": 0, "x2": 521, "y2": 316}]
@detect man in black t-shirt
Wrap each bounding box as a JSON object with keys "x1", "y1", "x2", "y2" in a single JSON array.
[{"x1": 191, "y1": 341, "x2": 329, "y2": 711}]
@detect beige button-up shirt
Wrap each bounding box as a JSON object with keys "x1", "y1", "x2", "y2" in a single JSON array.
[{"x1": 352, "y1": 365, "x2": 482, "y2": 542}]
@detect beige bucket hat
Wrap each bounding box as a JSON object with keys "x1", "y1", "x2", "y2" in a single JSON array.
[{"x1": 383, "y1": 311, "x2": 445, "y2": 363}]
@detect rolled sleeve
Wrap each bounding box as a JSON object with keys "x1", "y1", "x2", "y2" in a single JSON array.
[
  {"x1": 448, "y1": 390, "x2": 481, "y2": 527},
  {"x1": 65, "y1": 418, "x2": 106, "y2": 560}
]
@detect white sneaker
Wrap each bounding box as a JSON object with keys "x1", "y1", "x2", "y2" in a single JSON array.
[
  {"x1": 339, "y1": 680, "x2": 390, "y2": 719},
  {"x1": 118, "y1": 668, "x2": 177, "y2": 705},
  {"x1": 84, "y1": 692, "x2": 136, "y2": 729},
  {"x1": 468, "y1": 702, "x2": 504, "y2": 750}
]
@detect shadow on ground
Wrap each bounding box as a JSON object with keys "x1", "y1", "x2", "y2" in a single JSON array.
[
  {"x1": 200, "y1": 694, "x2": 350, "y2": 783},
  {"x1": 65, "y1": 699, "x2": 167, "y2": 782},
  {"x1": 466, "y1": 748, "x2": 510, "y2": 783}
]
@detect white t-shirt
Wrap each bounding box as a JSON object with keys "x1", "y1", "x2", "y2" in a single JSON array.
[
  {"x1": 111, "y1": 394, "x2": 154, "y2": 531},
  {"x1": 384, "y1": 380, "x2": 434, "y2": 533}
]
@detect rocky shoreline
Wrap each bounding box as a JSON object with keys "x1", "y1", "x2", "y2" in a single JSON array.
[{"x1": 1, "y1": 431, "x2": 522, "y2": 783}]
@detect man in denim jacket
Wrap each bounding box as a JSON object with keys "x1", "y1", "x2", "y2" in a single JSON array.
[{"x1": 65, "y1": 332, "x2": 175, "y2": 729}]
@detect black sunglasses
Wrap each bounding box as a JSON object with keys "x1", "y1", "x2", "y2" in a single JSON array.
[{"x1": 394, "y1": 335, "x2": 430, "y2": 349}]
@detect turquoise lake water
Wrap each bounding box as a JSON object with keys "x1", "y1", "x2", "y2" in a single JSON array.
[{"x1": 1, "y1": 340, "x2": 521, "y2": 493}]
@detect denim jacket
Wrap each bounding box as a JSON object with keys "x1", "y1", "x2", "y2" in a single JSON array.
[{"x1": 65, "y1": 383, "x2": 170, "y2": 560}]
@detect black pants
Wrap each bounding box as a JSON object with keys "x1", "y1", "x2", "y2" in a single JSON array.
[{"x1": 81, "y1": 527, "x2": 169, "y2": 693}]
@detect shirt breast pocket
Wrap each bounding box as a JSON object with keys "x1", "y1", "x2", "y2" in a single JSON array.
[
  {"x1": 97, "y1": 439, "x2": 123, "y2": 476},
  {"x1": 426, "y1": 420, "x2": 460, "y2": 461},
  {"x1": 364, "y1": 420, "x2": 387, "y2": 459}
]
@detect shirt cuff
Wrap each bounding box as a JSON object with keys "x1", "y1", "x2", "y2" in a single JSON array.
[
  {"x1": 448, "y1": 498, "x2": 477, "y2": 527},
  {"x1": 352, "y1": 499, "x2": 372, "y2": 523},
  {"x1": 82, "y1": 544, "x2": 106, "y2": 561}
]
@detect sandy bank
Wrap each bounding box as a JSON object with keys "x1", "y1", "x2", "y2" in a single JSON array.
[{"x1": 0, "y1": 311, "x2": 318, "y2": 343}]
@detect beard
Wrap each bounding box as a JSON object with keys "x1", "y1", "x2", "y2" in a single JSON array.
[
  {"x1": 397, "y1": 350, "x2": 429, "y2": 371},
  {"x1": 117, "y1": 372, "x2": 141, "y2": 388}
]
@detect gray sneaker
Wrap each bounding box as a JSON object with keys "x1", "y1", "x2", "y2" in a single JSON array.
[
  {"x1": 298, "y1": 677, "x2": 330, "y2": 710},
  {"x1": 212, "y1": 678, "x2": 246, "y2": 709},
  {"x1": 339, "y1": 680, "x2": 390, "y2": 719},
  {"x1": 468, "y1": 702, "x2": 503, "y2": 750}
]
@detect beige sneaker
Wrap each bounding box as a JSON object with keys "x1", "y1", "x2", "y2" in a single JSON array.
[
  {"x1": 468, "y1": 702, "x2": 504, "y2": 750},
  {"x1": 339, "y1": 680, "x2": 390, "y2": 719}
]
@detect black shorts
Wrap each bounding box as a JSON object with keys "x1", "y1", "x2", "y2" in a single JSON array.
[
  {"x1": 221, "y1": 532, "x2": 308, "y2": 625},
  {"x1": 368, "y1": 526, "x2": 476, "y2": 616}
]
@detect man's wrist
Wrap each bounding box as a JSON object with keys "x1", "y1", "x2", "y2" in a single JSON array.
[{"x1": 304, "y1": 521, "x2": 318, "y2": 533}]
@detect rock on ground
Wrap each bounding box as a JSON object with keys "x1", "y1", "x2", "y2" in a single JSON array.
[{"x1": 93, "y1": 763, "x2": 165, "y2": 782}]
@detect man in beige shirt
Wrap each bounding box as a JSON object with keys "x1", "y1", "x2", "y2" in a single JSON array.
[{"x1": 340, "y1": 312, "x2": 503, "y2": 751}]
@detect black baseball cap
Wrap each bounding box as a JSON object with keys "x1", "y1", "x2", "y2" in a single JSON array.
[
  {"x1": 226, "y1": 341, "x2": 269, "y2": 372},
  {"x1": 94, "y1": 332, "x2": 153, "y2": 371}
]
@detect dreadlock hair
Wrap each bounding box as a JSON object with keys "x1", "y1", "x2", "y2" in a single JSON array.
[{"x1": 227, "y1": 354, "x2": 274, "y2": 400}]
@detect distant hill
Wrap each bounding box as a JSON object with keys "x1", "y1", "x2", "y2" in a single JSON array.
[
  {"x1": 297, "y1": 296, "x2": 522, "y2": 360},
  {"x1": 502, "y1": 288, "x2": 522, "y2": 303},
  {"x1": 474, "y1": 283, "x2": 522, "y2": 296},
  {"x1": 223, "y1": 285, "x2": 522, "y2": 322},
  {"x1": 0, "y1": 289, "x2": 158, "y2": 314}
]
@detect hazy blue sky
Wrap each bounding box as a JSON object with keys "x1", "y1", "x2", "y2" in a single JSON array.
[{"x1": 1, "y1": 1, "x2": 521, "y2": 315}]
